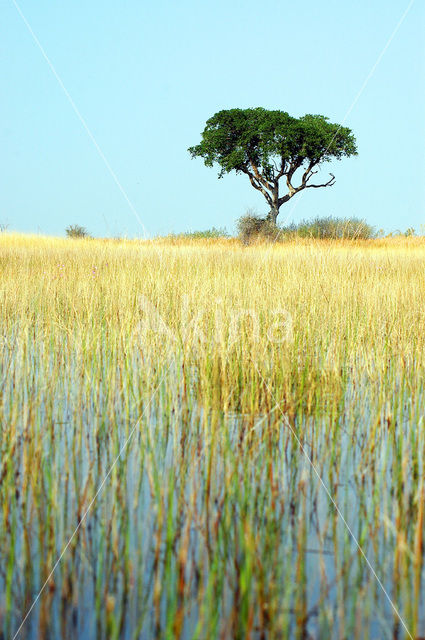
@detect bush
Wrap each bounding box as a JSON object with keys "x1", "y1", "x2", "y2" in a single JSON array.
[
  {"x1": 168, "y1": 227, "x2": 229, "y2": 239},
  {"x1": 183, "y1": 226, "x2": 229, "y2": 239},
  {"x1": 280, "y1": 216, "x2": 375, "y2": 240},
  {"x1": 271, "y1": 216, "x2": 375, "y2": 241},
  {"x1": 66, "y1": 224, "x2": 91, "y2": 239},
  {"x1": 237, "y1": 214, "x2": 375, "y2": 243},
  {"x1": 237, "y1": 214, "x2": 279, "y2": 243}
]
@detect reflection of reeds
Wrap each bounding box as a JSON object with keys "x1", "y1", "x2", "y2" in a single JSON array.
[{"x1": 0, "y1": 233, "x2": 424, "y2": 639}]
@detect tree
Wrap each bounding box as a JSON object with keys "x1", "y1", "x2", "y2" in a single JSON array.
[
  {"x1": 65, "y1": 224, "x2": 91, "y2": 238},
  {"x1": 188, "y1": 108, "x2": 357, "y2": 224}
]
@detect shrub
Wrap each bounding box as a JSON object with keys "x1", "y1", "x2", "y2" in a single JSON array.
[
  {"x1": 165, "y1": 227, "x2": 230, "y2": 240},
  {"x1": 65, "y1": 224, "x2": 91, "y2": 239},
  {"x1": 179, "y1": 227, "x2": 229, "y2": 239},
  {"x1": 280, "y1": 216, "x2": 375, "y2": 240},
  {"x1": 237, "y1": 214, "x2": 279, "y2": 243},
  {"x1": 237, "y1": 214, "x2": 375, "y2": 243}
]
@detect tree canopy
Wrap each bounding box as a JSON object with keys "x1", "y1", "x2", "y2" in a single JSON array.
[{"x1": 188, "y1": 108, "x2": 357, "y2": 223}]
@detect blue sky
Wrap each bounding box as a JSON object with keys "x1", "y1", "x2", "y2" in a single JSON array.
[{"x1": 0, "y1": 0, "x2": 424, "y2": 237}]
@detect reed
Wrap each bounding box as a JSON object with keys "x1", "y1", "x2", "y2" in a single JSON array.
[{"x1": 0, "y1": 233, "x2": 424, "y2": 639}]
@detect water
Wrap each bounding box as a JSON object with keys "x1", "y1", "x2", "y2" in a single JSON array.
[
  {"x1": 3, "y1": 225, "x2": 425, "y2": 639},
  {"x1": 0, "y1": 354, "x2": 424, "y2": 639}
]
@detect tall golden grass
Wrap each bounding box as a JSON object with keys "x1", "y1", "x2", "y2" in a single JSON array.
[{"x1": 0, "y1": 233, "x2": 424, "y2": 639}]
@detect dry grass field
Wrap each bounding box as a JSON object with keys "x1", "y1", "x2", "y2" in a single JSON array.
[{"x1": 0, "y1": 233, "x2": 424, "y2": 639}]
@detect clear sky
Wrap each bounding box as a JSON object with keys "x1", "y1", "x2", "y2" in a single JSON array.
[{"x1": 0, "y1": 0, "x2": 424, "y2": 237}]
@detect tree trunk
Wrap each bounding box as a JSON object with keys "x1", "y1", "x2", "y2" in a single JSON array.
[
  {"x1": 266, "y1": 186, "x2": 280, "y2": 224},
  {"x1": 266, "y1": 205, "x2": 279, "y2": 225}
]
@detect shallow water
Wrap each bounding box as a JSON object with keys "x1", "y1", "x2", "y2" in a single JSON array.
[{"x1": 1, "y1": 378, "x2": 424, "y2": 640}]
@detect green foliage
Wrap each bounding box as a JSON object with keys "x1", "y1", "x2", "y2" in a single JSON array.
[
  {"x1": 65, "y1": 224, "x2": 91, "y2": 239},
  {"x1": 188, "y1": 107, "x2": 357, "y2": 181},
  {"x1": 237, "y1": 214, "x2": 375, "y2": 242},
  {"x1": 168, "y1": 227, "x2": 230, "y2": 239},
  {"x1": 281, "y1": 216, "x2": 375, "y2": 240}
]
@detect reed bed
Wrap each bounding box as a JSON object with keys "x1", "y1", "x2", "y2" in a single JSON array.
[{"x1": 0, "y1": 233, "x2": 424, "y2": 639}]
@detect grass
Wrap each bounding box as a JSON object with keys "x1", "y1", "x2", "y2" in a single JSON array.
[
  {"x1": 0, "y1": 233, "x2": 424, "y2": 639},
  {"x1": 165, "y1": 227, "x2": 230, "y2": 240},
  {"x1": 279, "y1": 215, "x2": 375, "y2": 239},
  {"x1": 237, "y1": 214, "x2": 376, "y2": 243}
]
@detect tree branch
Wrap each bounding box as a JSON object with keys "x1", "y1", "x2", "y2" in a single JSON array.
[
  {"x1": 286, "y1": 158, "x2": 304, "y2": 196},
  {"x1": 285, "y1": 161, "x2": 335, "y2": 201},
  {"x1": 278, "y1": 194, "x2": 291, "y2": 207},
  {"x1": 242, "y1": 168, "x2": 273, "y2": 207},
  {"x1": 274, "y1": 157, "x2": 287, "y2": 181},
  {"x1": 305, "y1": 173, "x2": 335, "y2": 189},
  {"x1": 249, "y1": 160, "x2": 274, "y2": 192},
  {"x1": 301, "y1": 160, "x2": 318, "y2": 186}
]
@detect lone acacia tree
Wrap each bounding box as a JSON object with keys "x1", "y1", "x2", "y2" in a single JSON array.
[{"x1": 188, "y1": 108, "x2": 357, "y2": 224}]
